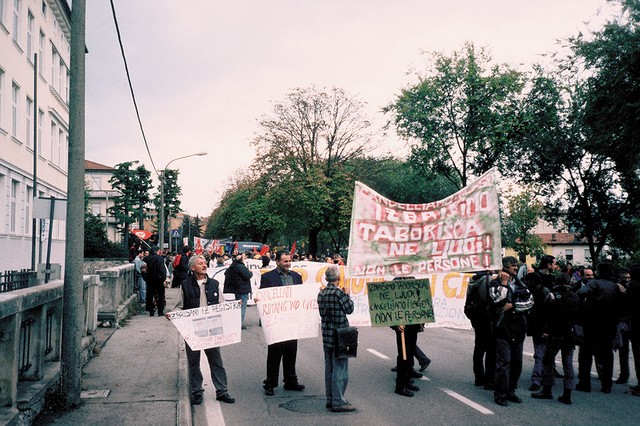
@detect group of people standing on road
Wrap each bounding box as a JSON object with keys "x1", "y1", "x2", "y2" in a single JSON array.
[{"x1": 468, "y1": 254, "x2": 640, "y2": 407}]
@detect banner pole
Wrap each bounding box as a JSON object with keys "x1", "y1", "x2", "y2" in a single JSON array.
[{"x1": 401, "y1": 328, "x2": 407, "y2": 360}]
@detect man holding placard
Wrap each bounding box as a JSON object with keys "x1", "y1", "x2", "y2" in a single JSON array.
[
  {"x1": 178, "y1": 255, "x2": 236, "y2": 405},
  {"x1": 259, "y1": 251, "x2": 305, "y2": 396}
]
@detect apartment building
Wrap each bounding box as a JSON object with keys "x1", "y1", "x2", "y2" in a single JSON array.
[{"x1": 0, "y1": 0, "x2": 71, "y2": 271}]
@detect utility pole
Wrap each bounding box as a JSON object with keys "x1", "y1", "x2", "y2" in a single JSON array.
[{"x1": 61, "y1": 0, "x2": 86, "y2": 407}]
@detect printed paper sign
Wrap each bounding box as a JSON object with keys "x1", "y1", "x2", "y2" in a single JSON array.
[
  {"x1": 168, "y1": 301, "x2": 242, "y2": 350},
  {"x1": 367, "y1": 279, "x2": 435, "y2": 327},
  {"x1": 347, "y1": 169, "x2": 502, "y2": 277},
  {"x1": 256, "y1": 284, "x2": 321, "y2": 345}
]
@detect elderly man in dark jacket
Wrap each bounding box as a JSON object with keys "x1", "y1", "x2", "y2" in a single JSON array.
[
  {"x1": 224, "y1": 251, "x2": 253, "y2": 329},
  {"x1": 179, "y1": 255, "x2": 235, "y2": 405}
]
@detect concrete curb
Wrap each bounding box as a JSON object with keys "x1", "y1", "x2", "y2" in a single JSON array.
[{"x1": 170, "y1": 291, "x2": 192, "y2": 426}]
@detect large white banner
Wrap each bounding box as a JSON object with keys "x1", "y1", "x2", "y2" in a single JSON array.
[
  {"x1": 168, "y1": 301, "x2": 242, "y2": 350},
  {"x1": 346, "y1": 169, "x2": 502, "y2": 277},
  {"x1": 207, "y1": 260, "x2": 474, "y2": 330},
  {"x1": 256, "y1": 284, "x2": 321, "y2": 345}
]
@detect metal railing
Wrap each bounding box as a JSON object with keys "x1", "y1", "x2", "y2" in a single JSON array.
[{"x1": 0, "y1": 269, "x2": 34, "y2": 293}]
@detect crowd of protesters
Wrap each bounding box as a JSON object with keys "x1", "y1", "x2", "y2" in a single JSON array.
[{"x1": 468, "y1": 254, "x2": 640, "y2": 407}]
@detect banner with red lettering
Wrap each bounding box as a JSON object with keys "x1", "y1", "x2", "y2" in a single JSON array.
[{"x1": 347, "y1": 169, "x2": 501, "y2": 277}]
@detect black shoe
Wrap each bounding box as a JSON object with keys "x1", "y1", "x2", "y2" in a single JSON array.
[
  {"x1": 575, "y1": 382, "x2": 591, "y2": 392},
  {"x1": 406, "y1": 384, "x2": 420, "y2": 391},
  {"x1": 410, "y1": 370, "x2": 423, "y2": 379},
  {"x1": 395, "y1": 388, "x2": 414, "y2": 397},
  {"x1": 554, "y1": 368, "x2": 564, "y2": 378},
  {"x1": 474, "y1": 379, "x2": 485, "y2": 387},
  {"x1": 630, "y1": 385, "x2": 640, "y2": 392},
  {"x1": 264, "y1": 387, "x2": 274, "y2": 396},
  {"x1": 191, "y1": 392, "x2": 203, "y2": 405},
  {"x1": 157, "y1": 311, "x2": 164, "y2": 316},
  {"x1": 528, "y1": 384, "x2": 541, "y2": 392},
  {"x1": 326, "y1": 402, "x2": 332, "y2": 409},
  {"x1": 241, "y1": 325, "x2": 247, "y2": 330},
  {"x1": 531, "y1": 391, "x2": 553, "y2": 399},
  {"x1": 484, "y1": 383, "x2": 495, "y2": 391},
  {"x1": 494, "y1": 397, "x2": 508, "y2": 407},
  {"x1": 216, "y1": 394, "x2": 235, "y2": 403},
  {"x1": 149, "y1": 311, "x2": 155, "y2": 317},
  {"x1": 284, "y1": 383, "x2": 305, "y2": 391},
  {"x1": 506, "y1": 393, "x2": 522, "y2": 403},
  {"x1": 391, "y1": 367, "x2": 397, "y2": 372},
  {"x1": 557, "y1": 395, "x2": 572, "y2": 405},
  {"x1": 601, "y1": 387, "x2": 611, "y2": 394},
  {"x1": 615, "y1": 377, "x2": 628, "y2": 385},
  {"x1": 419, "y1": 359, "x2": 431, "y2": 372}
]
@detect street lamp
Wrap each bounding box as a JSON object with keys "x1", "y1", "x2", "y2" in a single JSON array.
[{"x1": 158, "y1": 152, "x2": 207, "y2": 253}]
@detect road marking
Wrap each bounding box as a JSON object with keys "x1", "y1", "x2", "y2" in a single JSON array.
[
  {"x1": 367, "y1": 348, "x2": 390, "y2": 359},
  {"x1": 441, "y1": 388, "x2": 494, "y2": 415}
]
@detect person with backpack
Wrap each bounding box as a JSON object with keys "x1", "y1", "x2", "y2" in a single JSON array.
[
  {"x1": 464, "y1": 270, "x2": 495, "y2": 389},
  {"x1": 143, "y1": 247, "x2": 168, "y2": 316},
  {"x1": 531, "y1": 273, "x2": 580, "y2": 404},
  {"x1": 172, "y1": 246, "x2": 191, "y2": 288},
  {"x1": 489, "y1": 256, "x2": 534, "y2": 406}
]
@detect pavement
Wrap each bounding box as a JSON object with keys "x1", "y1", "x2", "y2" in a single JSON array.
[{"x1": 34, "y1": 288, "x2": 191, "y2": 426}]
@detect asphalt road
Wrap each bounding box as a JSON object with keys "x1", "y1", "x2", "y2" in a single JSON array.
[{"x1": 194, "y1": 304, "x2": 638, "y2": 426}]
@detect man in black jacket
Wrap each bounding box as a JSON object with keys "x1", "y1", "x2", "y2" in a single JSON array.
[
  {"x1": 224, "y1": 251, "x2": 253, "y2": 329},
  {"x1": 179, "y1": 255, "x2": 235, "y2": 405}
]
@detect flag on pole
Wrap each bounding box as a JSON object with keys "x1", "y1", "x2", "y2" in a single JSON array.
[{"x1": 290, "y1": 241, "x2": 297, "y2": 256}]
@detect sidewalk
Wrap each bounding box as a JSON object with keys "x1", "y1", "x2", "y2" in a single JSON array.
[{"x1": 36, "y1": 288, "x2": 190, "y2": 426}]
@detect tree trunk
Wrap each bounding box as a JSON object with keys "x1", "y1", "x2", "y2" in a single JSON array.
[{"x1": 308, "y1": 227, "x2": 320, "y2": 257}]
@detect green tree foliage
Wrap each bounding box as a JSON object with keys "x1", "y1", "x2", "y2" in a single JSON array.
[
  {"x1": 501, "y1": 191, "x2": 545, "y2": 258},
  {"x1": 384, "y1": 42, "x2": 525, "y2": 188},
  {"x1": 108, "y1": 161, "x2": 152, "y2": 248},
  {"x1": 84, "y1": 187, "x2": 125, "y2": 258},
  {"x1": 251, "y1": 86, "x2": 373, "y2": 255},
  {"x1": 153, "y1": 169, "x2": 182, "y2": 242}
]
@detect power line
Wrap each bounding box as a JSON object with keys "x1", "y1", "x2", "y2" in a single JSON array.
[{"x1": 109, "y1": 0, "x2": 159, "y2": 177}]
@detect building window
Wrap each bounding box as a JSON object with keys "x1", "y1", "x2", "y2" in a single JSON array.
[
  {"x1": 584, "y1": 249, "x2": 591, "y2": 262},
  {"x1": 91, "y1": 204, "x2": 101, "y2": 216},
  {"x1": 26, "y1": 10, "x2": 34, "y2": 62},
  {"x1": 37, "y1": 108, "x2": 43, "y2": 154},
  {"x1": 40, "y1": 0, "x2": 45, "y2": 17},
  {"x1": 25, "y1": 186, "x2": 32, "y2": 234},
  {"x1": 565, "y1": 249, "x2": 573, "y2": 262},
  {"x1": 12, "y1": 0, "x2": 21, "y2": 45},
  {"x1": 51, "y1": 47, "x2": 58, "y2": 86},
  {"x1": 10, "y1": 179, "x2": 19, "y2": 233},
  {"x1": 11, "y1": 81, "x2": 19, "y2": 138},
  {"x1": 50, "y1": 121, "x2": 57, "y2": 162},
  {"x1": 38, "y1": 30, "x2": 45, "y2": 75},
  {"x1": 26, "y1": 96, "x2": 33, "y2": 147},
  {"x1": 91, "y1": 177, "x2": 101, "y2": 190},
  {"x1": 0, "y1": 0, "x2": 6, "y2": 27},
  {"x1": 0, "y1": 68, "x2": 4, "y2": 129}
]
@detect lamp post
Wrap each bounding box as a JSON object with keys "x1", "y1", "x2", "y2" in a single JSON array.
[{"x1": 158, "y1": 152, "x2": 207, "y2": 253}]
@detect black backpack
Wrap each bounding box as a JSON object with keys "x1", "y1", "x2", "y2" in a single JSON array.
[{"x1": 464, "y1": 272, "x2": 491, "y2": 321}]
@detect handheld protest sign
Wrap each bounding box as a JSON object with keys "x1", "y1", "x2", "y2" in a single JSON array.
[
  {"x1": 167, "y1": 301, "x2": 242, "y2": 350},
  {"x1": 367, "y1": 279, "x2": 434, "y2": 327}
]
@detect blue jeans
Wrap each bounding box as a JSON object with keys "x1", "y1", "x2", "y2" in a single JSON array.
[
  {"x1": 531, "y1": 335, "x2": 546, "y2": 386},
  {"x1": 138, "y1": 277, "x2": 146, "y2": 304},
  {"x1": 235, "y1": 293, "x2": 248, "y2": 326},
  {"x1": 324, "y1": 346, "x2": 349, "y2": 407}
]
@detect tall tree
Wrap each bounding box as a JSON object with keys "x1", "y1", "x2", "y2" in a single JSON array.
[
  {"x1": 252, "y1": 86, "x2": 373, "y2": 255},
  {"x1": 384, "y1": 42, "x2": 525, "y2": 188},
  {"x1": 153, "y1": 168, "x2": 182, "y2": 244},
  {"x1": 108, "y1": 161, "x2": 152, "y2": 248},
  {"x1": 500, "y1": 191, "x2": 545, "y2": 258}
]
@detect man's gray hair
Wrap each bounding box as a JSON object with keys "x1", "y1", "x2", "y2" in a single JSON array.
[{"x1": 188, "y1": 254, "x2": 205, "y2": 270}]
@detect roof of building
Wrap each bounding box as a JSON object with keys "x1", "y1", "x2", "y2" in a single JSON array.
[
  {"x1": 538, "y1": 233, "x2": 589, "y2": 245},
  {"x1": 85, "y1": 160, "x2": 114, "y2": 171}
]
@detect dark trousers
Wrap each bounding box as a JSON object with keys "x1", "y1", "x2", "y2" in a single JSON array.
[
  {"x1": 185, "y1": 343, "x2": 228, "y2": 397},
  {"x1": 578, "y1": 325, "x2": 616, "y2": 389},
  {"x1": 541, "y1": 338, "x2": 575, "y2": 390},
  {"x1": 146, "y1": 279, "x2": 166, "y2": 313},
  {"x1": 395, "y1": 326, "x2": 418, "y2": 391},
  {"x1": 494, "y1": 336, "x2": 524, "y2": 399},
  {"x1": 471, "y1": 319, "x2": 495, "y2": 385},
  {"x1": 617, "y1": 321, "x2": 630, "y2": 380},
  {"x1": 264, "y1": 339, "x2": 298, "y2": 389}
]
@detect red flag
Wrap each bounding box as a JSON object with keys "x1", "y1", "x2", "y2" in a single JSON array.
[
  {"x1": 259, "y1": 244, "x2": 270, "y2": 256},
  {"x1": 290, "y1": 241, "x2": 297, "y2": 256},
  {"x1": 233, "y1": 241, "x2": 239, "y2": 253}
]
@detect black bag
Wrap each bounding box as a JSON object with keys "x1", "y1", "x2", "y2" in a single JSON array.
[{"x1": 335, "y1": 326, "x2": 358, "y2": 358}]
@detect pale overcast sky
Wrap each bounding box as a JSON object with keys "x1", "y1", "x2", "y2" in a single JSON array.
[{"x1": 85, "y1": 0, "x2": 617, "y2": 217}]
